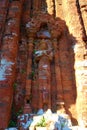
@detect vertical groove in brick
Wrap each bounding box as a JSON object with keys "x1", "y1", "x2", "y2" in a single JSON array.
[
  {"x1": 53, "y1": 39, "x2": 64, "y2": 103},
  {"x1": 25, "y1": 38, "x2": 34, "y2": 102},
  {"x1": 0, "y1": 0, "x2": 9, "y2": 48}
]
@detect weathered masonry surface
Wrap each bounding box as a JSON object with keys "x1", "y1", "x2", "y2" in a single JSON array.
[{"x1": 0, "y1": 0, "x2": 87, "y2": 129}]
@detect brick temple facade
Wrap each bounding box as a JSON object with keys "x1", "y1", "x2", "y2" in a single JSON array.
[{"x1": 0, "y1": 0, "x2": 87, "y2": 129}]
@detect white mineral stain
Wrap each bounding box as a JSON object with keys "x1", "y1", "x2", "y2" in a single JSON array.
[{"x1": 0, "y1": 59, "x2": 14, "y2": 81}]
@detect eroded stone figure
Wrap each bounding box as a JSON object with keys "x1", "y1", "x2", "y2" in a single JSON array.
[{"x1": 35, "y1": 39, "x2": 53, "y2": 109}]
